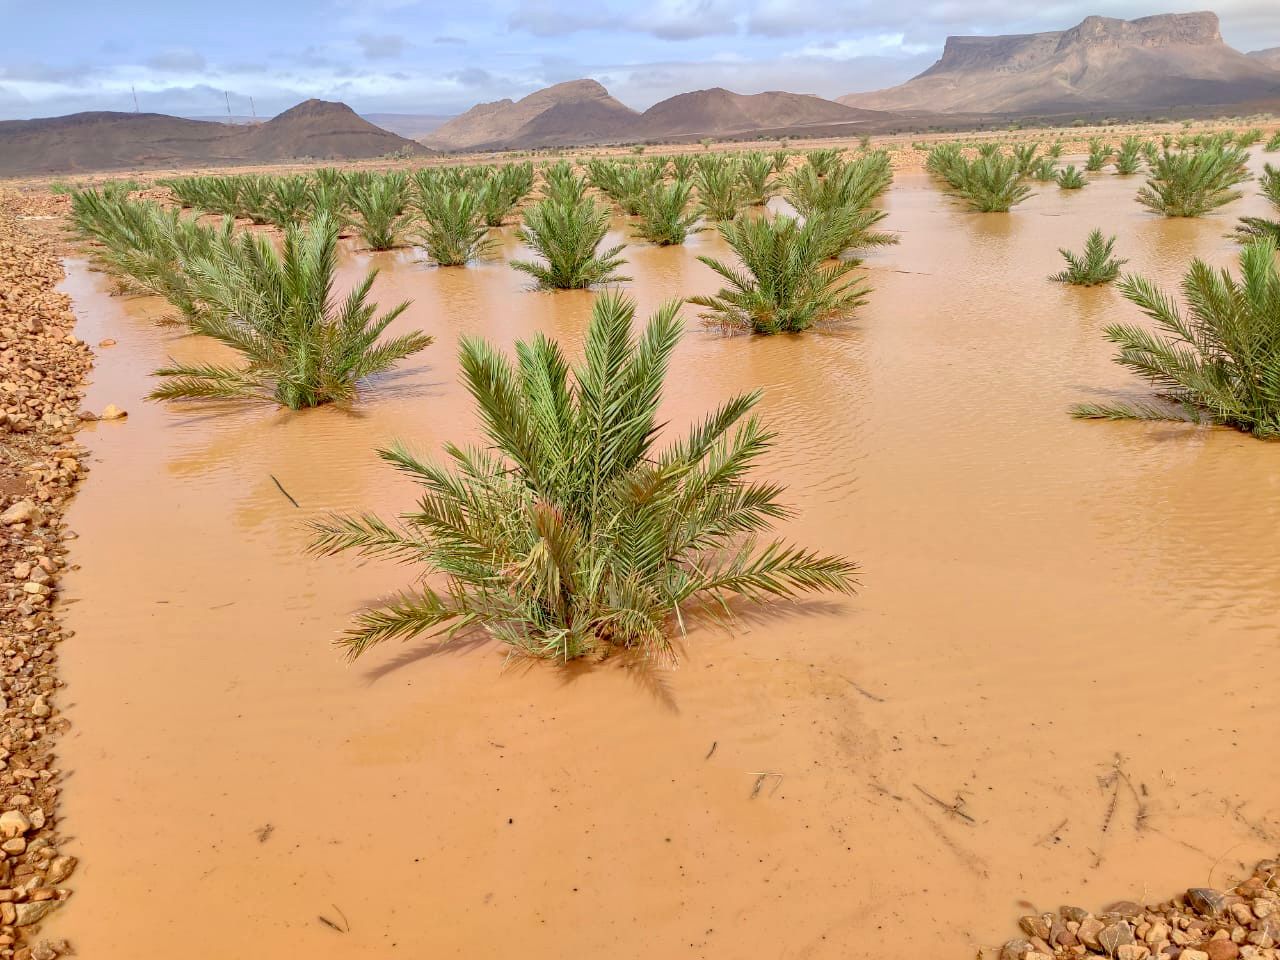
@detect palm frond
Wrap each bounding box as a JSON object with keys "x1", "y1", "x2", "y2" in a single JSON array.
[{"x1": 311, "y1": 292, "x2": 858, "y2": 661}]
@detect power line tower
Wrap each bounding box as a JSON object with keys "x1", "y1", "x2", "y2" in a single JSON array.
[{"x1": 131, "y1": 85, "x2": 139, "y2": 113}]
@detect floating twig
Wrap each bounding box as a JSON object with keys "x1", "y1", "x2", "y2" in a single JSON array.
[
  {"x1": 318, "y1": 916, "x2": 345, "y2": 933},
  {"x1": 749, "y1": 772, "x2": 783, "y2": 799},
  {"x1": 845, "y1": 677, "x2": 886, "y2": 703},
  {"x1": 870, "y1": 781, "x2": 905, "y2": 802},
  {"x1": 270, "y1": 473, "x2": 300, "y2": 508},
  {"x1": 913, "y1": 783, "x2": 976, "y2": 824},
  {"x1": 1033, "y1": 818, "x2": 1069, "y2": 848},
  {"x1": 254, "y1": 823, "x2": 274, "y2": 843},
  {"x1": 705, "y1": 741, "x2": 717, "y2": 760}
]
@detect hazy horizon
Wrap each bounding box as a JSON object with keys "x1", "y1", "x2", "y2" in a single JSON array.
[{"x1": 2, "y1": 0, "x2": 1278, "y2": 122}]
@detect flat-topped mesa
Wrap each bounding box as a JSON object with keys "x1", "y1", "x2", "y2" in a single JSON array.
[
  {"x1": 1056, "y1": 12, "x2": 1223, "y2": 50},
  {"x1": 926, "y1": 11, "x2": 1224, "y2": 77},
  {"x1": 842, "y1": 9, "x2": 1279, "y2": 115}
]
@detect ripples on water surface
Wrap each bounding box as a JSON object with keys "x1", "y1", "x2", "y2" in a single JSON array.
[{"x1": 46, "y1": 158, "x2": 1280, "y2": 959}]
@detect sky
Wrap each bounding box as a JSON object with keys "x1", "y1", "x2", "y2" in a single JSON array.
[{"x1": 1, "y1": 0, "x2": 1278, "y2": 121}]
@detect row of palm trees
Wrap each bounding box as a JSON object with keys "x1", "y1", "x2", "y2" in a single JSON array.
[
  {"x1": 934, "y1": 140, "x2": 1280, "y2": 439},
  {"x1": 70, "y1": 149, "x2": 896, "y2": 406},
  {"x1": 68, "y1": 153, "x2": 883, "y2": 660},
  {"x1": 979, "y1": 152, "x2": 1280, "y2": 439},
  {"x1": 70, "y1": 191, "x2": 433, "y2": 408},
  {"x1": 73, "y1": 189, "x2": 864, "y2": 659},
  {"x1": 66, "y1": 141, "x2": 1280, "y2": 663},
  {"x1": 924, "y1": 137, "x2": 1257, "y2": 217}
]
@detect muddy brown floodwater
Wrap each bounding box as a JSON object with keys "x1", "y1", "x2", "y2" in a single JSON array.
[{"x1": 42, "y1": 162, "x2": 1280, "y2": 958}]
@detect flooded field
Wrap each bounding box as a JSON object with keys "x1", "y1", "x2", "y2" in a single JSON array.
[{"x1": 45, "y1": 163, "x2": 1280, "y2": 958}]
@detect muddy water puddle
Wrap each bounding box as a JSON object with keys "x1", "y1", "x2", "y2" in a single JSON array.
[{"x1": 44, "y1": 166, "x2": 1280, "y2": 958}]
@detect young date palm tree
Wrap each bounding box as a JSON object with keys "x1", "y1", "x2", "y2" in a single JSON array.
[
  {"x1": 690, "y1": 211, "x2": 870, "y2": 335},
  {"x1": 616, "y1": 163, "x2": 662, "y2": 215},
  {"x1": 511, "y1": 196, "x2": 628, "y2": 289},
  {"x1": 262, "y1": 175, "x2": 314, "y2": 228},
  {"x1": 804, "y1": 148, "x2": 843, "y2": 178},
  {"x1": 925, "y1": 143, "x2": 965, "y2": 182},
  {"x1": 1013, "y1": 142, "x2": 1040, "y2": 176},
  {"x1": 738, "y1": 152, "x2": 776, "y2": 206},
  {"x1": 412, "y1": 188, "x2": 495, "y2": 266},
  {"x1": 669, "y1": 154, "x2": 696, "y2": 179},
  {"x1": 69, "y1": 192, "x2": 233, "y2": 325},
  {"x1": 1050, "y1": 229, "x2": 1126, "y2": 286},
  {"x1": 1072, "y1": 238, "x2": 1280, "y2": 437},
  {"x1": 1114, "y1": 136, "x2": 1145, "y2": 175},
  {"x1": 233, "y1": 176, "x2": 274, "y2": 224},
  {"x1": 350, "y1": 173, "x2": 411, "y2": 250},
  {"x1": 1085, "y1": 139, "x2": 1111, "y2": 172},
  {"x1": 150, "y1": 212, "x2": 431, "y2": 409},
  {"x1": 784, "y1": 151, "x2": 892, "y2": 218},
  {"x1": 1029, "y1": 157, "x2": 1058, "y2": 182},
  {"x1": 633, "y1": 179, "x2": 702, "y2": 246},
  {"x1": 1233, "y1": 163, "x2": 1280, "y2": 243},
  {"x1": 1055, "y1": 166, "x2": 1088, "y2": 190},
  {"x1": 475, "y1": 164, "x2": 533, "y2": 227},
  {"x1": 693, "y1": 158, "x2": 742, "y2": 221},
  {"x1": 308, "y1": 290, "x2": 858, "y2": 660},
  {"x1": 947, "y1": 153, "x2": 1032, "y2": 212},
  {"x1": 541, "y1": 161, "x2": 589, "y2": 205},
  {"x1": 1136, "y1": 145, "x2": 1251, "y2": 218}
]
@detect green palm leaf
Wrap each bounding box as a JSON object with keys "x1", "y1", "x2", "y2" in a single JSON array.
[{"x1": 311, "y1": 291, "x2": 858, "y2": 661}]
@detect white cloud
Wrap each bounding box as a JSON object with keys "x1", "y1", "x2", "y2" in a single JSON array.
[{"x1": 1, "y1": 0, "x2": 1277, "y2": 120}]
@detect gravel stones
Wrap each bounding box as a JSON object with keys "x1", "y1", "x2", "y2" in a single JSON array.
[
  {"x1": 0, "y1": 189, "x2": 93, "y2": 960},
  {"x1": 999, "y1": 859, "x2": 1280, "y2": 960}
]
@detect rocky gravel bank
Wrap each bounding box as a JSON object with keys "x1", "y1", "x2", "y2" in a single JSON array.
[
  {"x1": 0, "y1": 189, "x2": 94, "y2": 960},
  {"x1": 994, "y1": 858, "x2": 1280, "y2": 960}
]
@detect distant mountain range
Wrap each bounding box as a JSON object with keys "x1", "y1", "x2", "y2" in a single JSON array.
[
  {"x1": 2, "y1": 11, "x2": 1278, "y2": 175},
  {"x1": 423, "y1": 12, "x2": 1280, "y2": 151},
  {"x1": 1249, "y1": 47, "x2": 1280, "y2": 71},
  {"x1": 0, "y1": 100, "x2": 429, "y2": 177},
  {"x1": 360, "y1": 113, "x2": 454, "y2": 140},
  {"x1": 422, "y1": 79, "x2": 892, "y2": 151},
  {"x1": 840, "y1": 12, "x2": 1280, "y2": 115},
  {"x1": 176, "y1": 113, "x2": 455, "y2": 138}
]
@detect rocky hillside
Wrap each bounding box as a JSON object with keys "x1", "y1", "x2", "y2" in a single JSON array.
[
  {"x1": 633, "y1": 88, "x2": 883, "y2": 139},
  {"x1": 423, "y1": 80, "x2": 638, "y2": 151},
  {"x1": 1248, "y1": 48, "x2": 1280, "y2": 71},
  {"x1": 840, "y1": 12, "x2": 1280, "y2": 115},
  {"x1": 425, "y1": 80, "x2": 892, "y2": 150},
  {"x1": 0, "y1": 100, "x2": 428, "y2": 177},
  {"x1": 247, "y1": 100, "x2": 428, "y2": 160}
]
